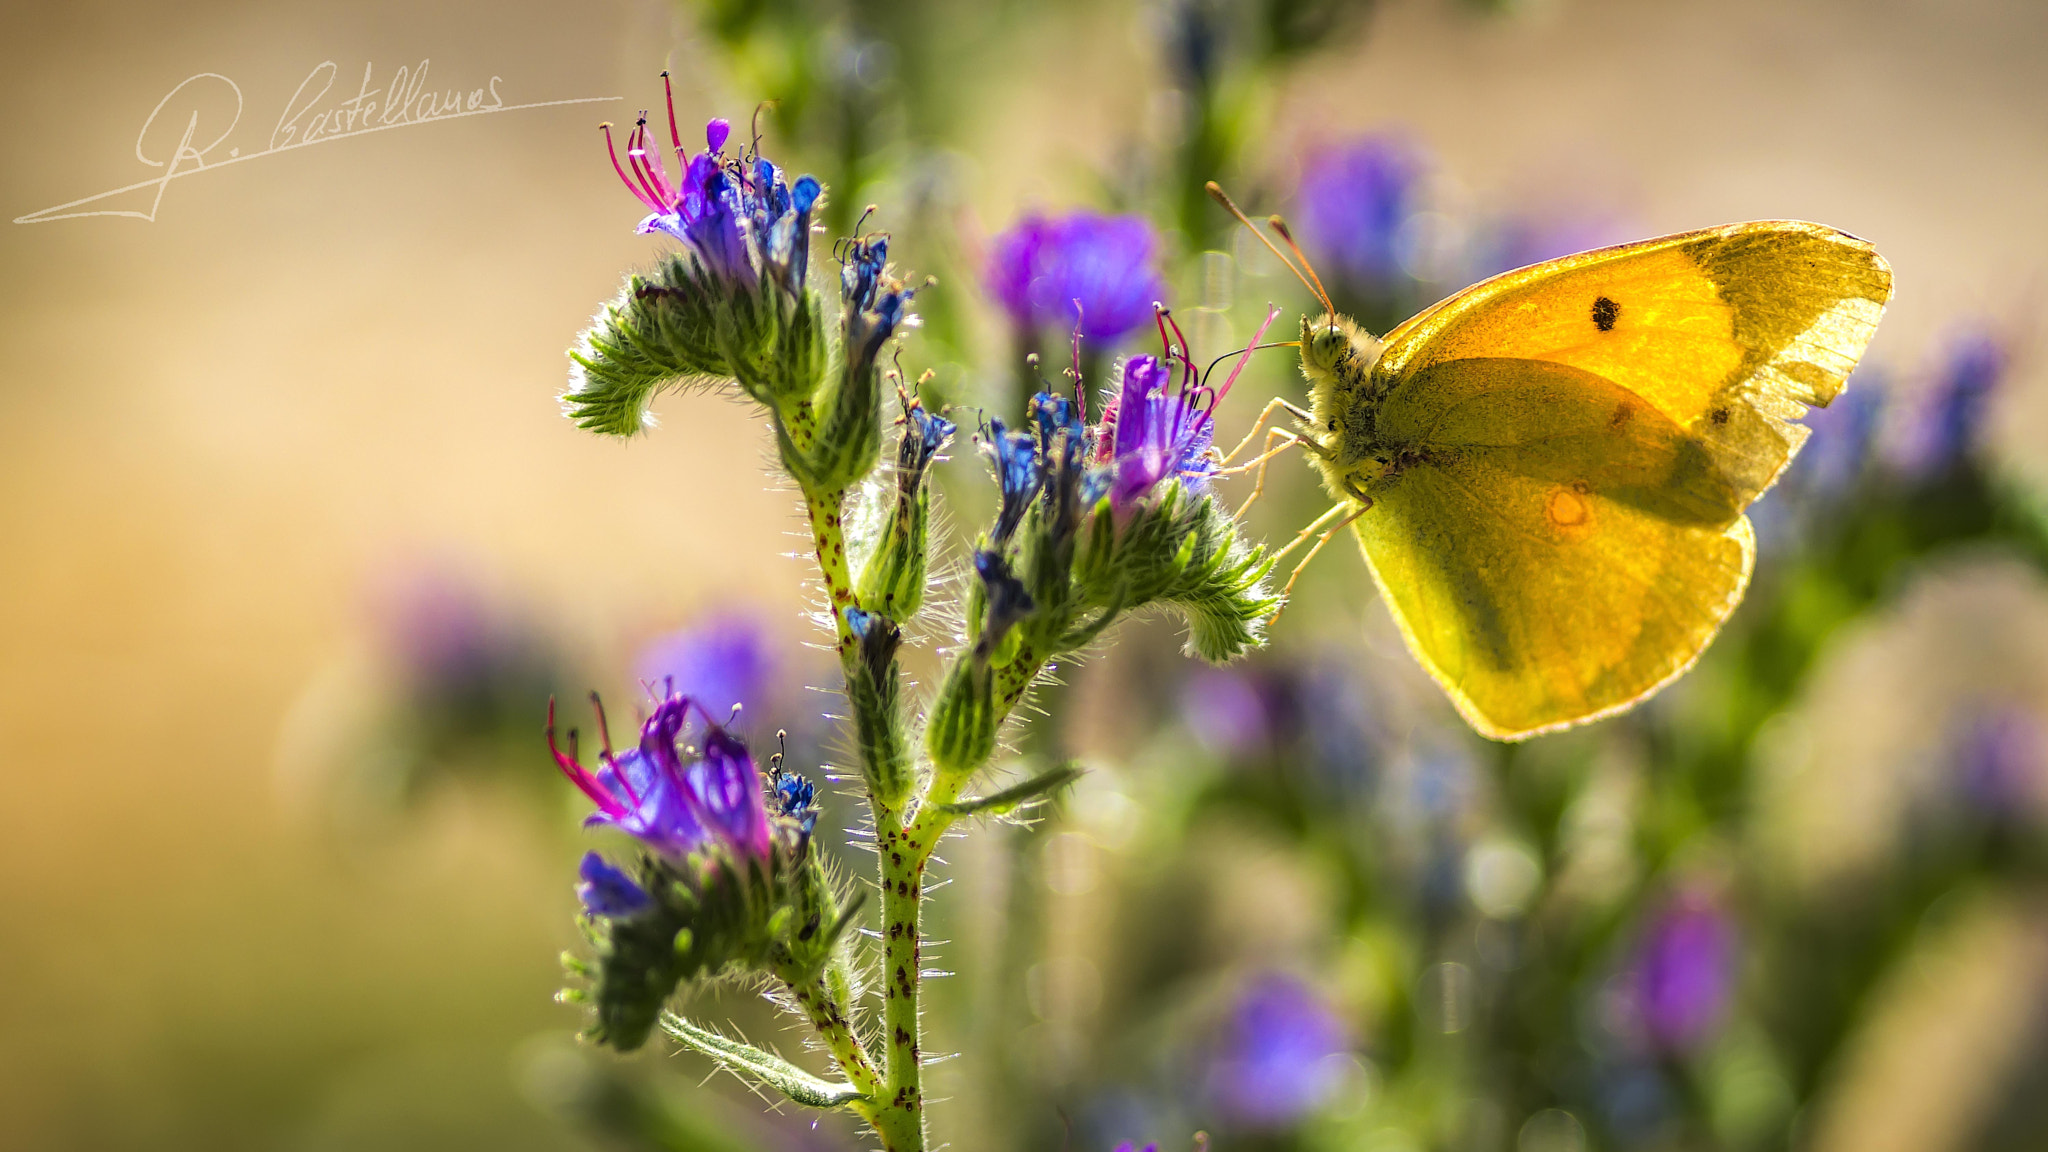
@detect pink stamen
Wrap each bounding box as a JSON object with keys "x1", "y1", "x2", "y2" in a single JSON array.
[
  {"x1": 547, "y1": 698, "x2": 627, "y2": 815},
  {"x1": 659, "y1": 70, "x2": 683, "y2": 154},
  {"x1": 1218, "y1": 305, "x2": 1283, "y2": 403},
  {"x1": 625, "y1": 119, "x2": 673, "y2": 210},
  {"x1": 602, "y1": 123, "x2": 661, "y2": 213}
]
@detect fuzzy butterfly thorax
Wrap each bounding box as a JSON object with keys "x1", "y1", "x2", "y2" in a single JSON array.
[{"x1": 1298, "y1": 312, "x2": 1397, "y2": 501}]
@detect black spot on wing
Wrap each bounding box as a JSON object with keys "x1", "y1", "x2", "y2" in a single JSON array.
[{"x1": 1591, "y1": 295, "x2": 1619, "y2": 332}]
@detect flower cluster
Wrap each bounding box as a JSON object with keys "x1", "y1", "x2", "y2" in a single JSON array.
[
  {"x1": 602, "y1": 75, "x2": 818, "y2": 298},
  {"x1": 926, "y1": 310, "x2": 1280, "y2": 776},
  {"x1": 550, "y1": 687, "x2": 845, "y2": 1051}
]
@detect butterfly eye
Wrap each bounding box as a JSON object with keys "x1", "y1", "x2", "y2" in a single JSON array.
[{"x1": 1310, "y1": 326, "x2": 1347, "y2": 366}]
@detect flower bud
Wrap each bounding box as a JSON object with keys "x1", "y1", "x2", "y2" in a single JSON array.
[{"x1": 857, "y1": 401, "x2": 955, "y2": 620}]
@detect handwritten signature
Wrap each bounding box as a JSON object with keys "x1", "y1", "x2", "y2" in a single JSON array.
[{"x1": 16, "y1": 60, "x2": 616, "y2": 224}]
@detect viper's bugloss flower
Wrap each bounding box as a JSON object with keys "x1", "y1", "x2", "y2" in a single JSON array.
[
  {"x1": 986, "y1": 211, "x2": 1166, "y2": 342},
  {"x1": 986, "y1": 417, "x2": 1045, "y2": 544},
  {"x1": 548, "y1": 691, "x2": 773, "y2": 868},
  {"x1": 971, "y1": 549, "x2": 1036, "y2": 661},
  {"x1": 842, "y1": 232, "x2": 913, "y2": 368},
  {"x1": 902, "y1": 399, "x2": 957, "y2": 479},
  {"x1": 1893, "y1": 328, "x2": 2008, "y2": 481},
  {"x1": 1953, "y1": 704, "x2": 2045, "y2": 817},
  {"x1": 1208, "y1": 972, "x2": 1350, "y2": 1129},
  {"x1": 1297, "y1": 136, "x2": 1427, "y2": 293},
  {"x1": 1092, "y1": 307, "x2": 1275, "y2": 513},
  {"x1": 634, "y1": 614, "x2": 776, "y2": 725},
  {"x1": 1629, "y1": 889, "x2": 1738, "y2": 1053},
  {"x1": 600, "y1": 74, "x2": 817, "y2": 296},
  {"x1": 576, "y1": 851, "x2": 651, "y2": 917},
  {"x1": 1791, "y1": 371, "x2": 1885, "y2": 501}
]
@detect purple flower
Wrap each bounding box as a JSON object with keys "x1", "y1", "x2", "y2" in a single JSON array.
[
  {"x1": 1089, "y1": 307, "x2": 1277, "y2": 513},
  {"x1": 1112, "y1": 1145, "x2": 1159, "y2": 1152},
  {"x1": 1207, "y1": 972, "x2": 1350, "y2": 1129},
  {"x1": 602, "y1": 75, "x2": 817, "y2": 294},
  {"x1": 1953, "y1": 705, "x2": 2044, "y2": 816},
  {"x1": 635, "y1": 614, "x2": 777, "y2": 725},
  {"x1": 1791, "y1": 371, "x2": 1885, "y2": 500},
  {"x1": 1891, "y1": 328, "x2": 2007, "y2": 480},
  {"x1": 548, "y1": 690, "x2": 773, "y2": 867},
  {"x1": 576, "y1": 851, "x2": 650, "y2": 917},
  {"x1": 1296, "y1": 136, "x2": 1427, "y2": 291},
  {"x1": 1181, "y1": 667, "x2": 1273, "y2": 757},
  {"x1": 985, "y1": 211, "x2": 1167, "y2": 342},
  {"x1": 1468, "y1": 211, "x2": 1638, "y2": 281},
  {"x1": 1630, "y1": 890, "x2": 1738, "y2": 1052}
]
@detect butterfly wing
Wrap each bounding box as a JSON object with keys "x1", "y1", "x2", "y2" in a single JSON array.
[{"x1": 1356, "y1": 221, "x2": 1891, "y2": 739}]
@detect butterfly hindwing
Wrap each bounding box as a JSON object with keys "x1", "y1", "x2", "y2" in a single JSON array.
[{"x1": 1352, "y1": 221, "x2": 1891, "y2": 739}]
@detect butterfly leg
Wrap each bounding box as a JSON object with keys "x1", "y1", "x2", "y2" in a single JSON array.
[
  {"x1": 1216, "y1": 396, "x2": 1316, "y2": 468},
  {"x1": 1266, "y1": 497, "x2": 1373, "y2": 627},
  {"x1": 1220, "y1": 427, "x2": 1318, "y2": 519}
]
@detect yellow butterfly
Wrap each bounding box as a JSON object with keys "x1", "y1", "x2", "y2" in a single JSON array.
[{"x1": 1208, "y1": 184, "x2": 1893, "y2": 741}]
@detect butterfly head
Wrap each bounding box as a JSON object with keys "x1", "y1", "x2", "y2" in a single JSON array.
[{"x1": 1300, "y1": 314, "x2": 1351, "y2": 375}]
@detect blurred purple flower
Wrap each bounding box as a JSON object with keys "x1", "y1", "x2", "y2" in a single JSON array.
[
  {"x1": 1208, "y1": 972, "x2": 1349, "y2": 1129},
  {"x1": 1297, "y1": 136, "x2": 1427, "y2": 292},
  {"x1": 1790, "y1": 371, "x2": 1886, "y2": 501},
  {"x1": 576, "y1": 850, "x2": 650, "y2": 917},
  {"x1": 985, "y1": 211, "x2": 1167, "y2": 341},
  {"x1": 1181, "y1": 667, "x2": 1272, "y2": 757},
  {"x1": 1112, "y1": 1144, "x2": 1159, "y2": 1152},
  {"x1": 635, "y1": 614, "x2": 776, "y2": 725},
  {"x1": 1953, "y1": 705, "x2": 2044, "y2": 816},
  {"x1": 548, "y1": 690, "x2": 773, "y2": 868},
  {"x1": 1891, "y1": 328, "x2": 2008, "y2": 480},
  {"x1": 1630, "y1": 890, "x2": 1738, "y2": 1053},
  {"x1": 371, "y1": 566, "x2": 527, "y2": 694},
  {"x1": 1468, "y1": 212, "x2": 1637, "y2": 282}
]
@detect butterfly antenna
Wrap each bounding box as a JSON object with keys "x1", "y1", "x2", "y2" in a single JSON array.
[
  {"x1": 1266, "y1": 215, "x2": 1336, "y2": 318},
  {"x1": 1206, "y1": 181, "x2": 1326, "y2": 312}
]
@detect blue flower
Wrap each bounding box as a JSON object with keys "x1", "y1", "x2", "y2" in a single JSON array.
[
  {"x1": 1893, "y1": 328, "x2": 2007, "y2": 480},
  {"x1": 985, "y1": 211, "x2": 1166, "y2": 342},
  {"x1": 971, "y1": 549, "x2": 1036, "y2": 659},
  {"x1": 843, "y1": 232, "x2": 914, "y2": 367},
  {"x1": 902, "y1": 400, "x2": 957, "y2": 478},
  {"x1": 984, "y1": 417, "x2": 1044, "y2": 544},
  {"x1": 1629, "y1": 889, "x2": 1738, "y2": 1052},
  {"x1": 635, "y1": 613, "x2": 776, "y2": 725},
  {"x1": 1296, "y1": 136, "x2": 1427, "y2": 293},
  {"x1": 601, "y1": 75, "x2": 816, "y2": 296},
  {"x1": 1207, "y1": 972, "x2": 1350, "y2": 1129},
  {"x1": 575, "y1": 851, "x2": 650, "y2": 917},
  {"x1": 548, "y1": 690, "x2": 773, "y2": 868}
]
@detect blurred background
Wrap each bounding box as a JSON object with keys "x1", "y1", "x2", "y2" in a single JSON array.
[{"x1": 4, "y1": 0, "x2": 2048, "y2": 1149}]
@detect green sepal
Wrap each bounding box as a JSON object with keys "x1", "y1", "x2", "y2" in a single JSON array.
[
  {"x1": 924, "y1": 657, "x2": 998, "y2": 779},
  {"x1": 1074, "y1": 483, "x2": 1280, "y2": 663},
  {"x1": 661, "y1": 1014, "x2": 871, "y2": 1109},
  {"x1": 842, "y1": 611, "x2": 914, "y2": 807},
  {"x1": 857, "y1": 475, "x2": 932, "y2": 621},
  {"x1": 939, "y1": 762, "x2": 1083, "y2": 818},
  {"x1": 562, "y1": 255, "x2": 827, "y2": 436}
]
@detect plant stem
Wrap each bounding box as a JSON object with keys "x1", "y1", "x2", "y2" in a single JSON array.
[
  {"x1": 776, "y1": 961, "x2": 882, "y2": 1104},
  {"x1": 874, "y1": 800, "x2": 930, "y2": 1150},
  {"x1": 803, "y1": 485, "x2": 858, "y2": 656}
]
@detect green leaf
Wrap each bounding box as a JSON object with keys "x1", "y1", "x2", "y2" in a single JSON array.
[
  {"x1": 660, "y1": 1014, "x2": 871, "y2": 1109},
  {"x1": 939, "y1": 763, "x2": 1084, "y2": 818}
]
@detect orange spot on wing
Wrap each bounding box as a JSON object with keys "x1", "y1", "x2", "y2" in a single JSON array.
[{"x1": 1545, "y1": 483, "x2": 1595, "y2": 539}]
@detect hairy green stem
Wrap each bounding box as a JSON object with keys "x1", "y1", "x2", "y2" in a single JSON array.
[{"x1": 775, "y1": 961, "x2": 881, "y2": 1106}]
